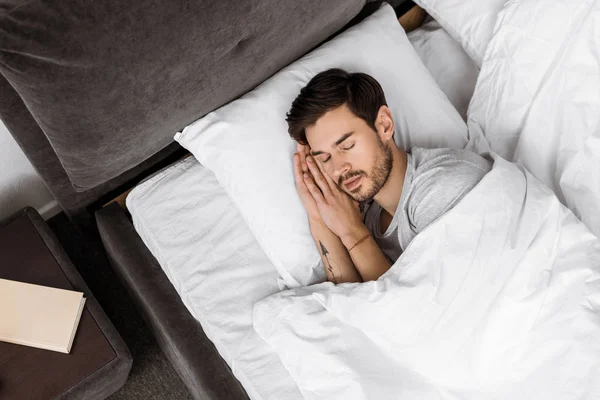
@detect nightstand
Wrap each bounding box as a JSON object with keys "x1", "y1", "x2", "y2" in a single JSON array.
[{"x1": 0, "y1": 207, "x2": 132, "y2": 400}]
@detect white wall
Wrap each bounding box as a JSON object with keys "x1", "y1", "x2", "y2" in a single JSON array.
[{"x1": 0, "y1": 119, "x2": 60, "y2": 221}]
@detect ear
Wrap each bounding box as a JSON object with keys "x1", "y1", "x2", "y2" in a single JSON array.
[{"x1": 375, "y1": 105, "x2": 395, "y2": 142}]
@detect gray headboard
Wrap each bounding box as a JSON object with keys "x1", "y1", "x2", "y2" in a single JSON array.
[{"x1": 0, "y1": 0, "x2": 381, "y2": 218}]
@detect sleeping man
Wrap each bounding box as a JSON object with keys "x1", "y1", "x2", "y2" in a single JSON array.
[{"x1": 286, "y1": 68, "x2": 491, "y2": 284}]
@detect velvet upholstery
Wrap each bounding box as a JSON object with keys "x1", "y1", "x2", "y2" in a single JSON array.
[
  {"x1": 2, "y1": 1, "x2": 398, "y2": 398},
  {"x1": 17, "y1": 207, "x2": 133, "y2": 399},
  {"x1": 96, "y1": 203, "x2": 249, "y2": 400},
  {"x1": 0, "y1": 0, "x2": 367, "y2": 192},
  {"x1": 0, "y1": 70, "x2": 188, "y2": 219}
]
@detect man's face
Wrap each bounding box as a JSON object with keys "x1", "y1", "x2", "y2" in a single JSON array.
[{"x1": 305, "y1": 104, "x2": 394, "y2": 202}]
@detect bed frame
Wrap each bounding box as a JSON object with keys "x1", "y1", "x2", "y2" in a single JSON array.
[{"x1": 0, "y1": 1, "x2": 412, "y2": 398}]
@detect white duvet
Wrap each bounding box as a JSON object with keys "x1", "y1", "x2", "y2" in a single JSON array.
[
  {"x1": 254, "y1": 155, "x2": 600, "y2": 400},
  {"x1": 467, "y1": 0, "x2": 600, "y2": 239},
  {"x1": 253, "y1": 2, "x2": 600, "y2": 398}
]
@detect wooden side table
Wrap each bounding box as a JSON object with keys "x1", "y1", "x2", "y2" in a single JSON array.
[{"x1": 0, "y1": 207, "x2": 132, "y2": 400}]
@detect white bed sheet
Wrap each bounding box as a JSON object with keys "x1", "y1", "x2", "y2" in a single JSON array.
[
  {"x1": 408, "y1": 17, "x2": 479, "y2": 121},
  {"x1": 126, "y1": 156, "x2": 303, "y2": 400}
]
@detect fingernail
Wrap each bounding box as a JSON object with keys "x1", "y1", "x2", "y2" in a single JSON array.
[
  {"x1": 307, "y1": 156, "x2": 313, "y2": 163},
  {"x1": 303, "y1": 173, "x2": 309, "y2": 178}
]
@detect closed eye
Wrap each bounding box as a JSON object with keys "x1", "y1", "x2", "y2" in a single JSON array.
[{"x1": 321, "y1": 143, "x2": 354, "y2": 163}]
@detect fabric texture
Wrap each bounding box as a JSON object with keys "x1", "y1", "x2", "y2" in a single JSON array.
[
  {"x1": 47, "y1": 212, "x2": 194, "y2": 400},
  {"x1": 16, "y1": 208, "x2": 133, "y2": 400},
  {"x1": 0, "y1": 0, "x2": 366, "y2": 191},
  {"x1": 407, "y1": 16, "x2": 479, "y2": 120},
  {"x1": 126, "y1": 156, "x2": 304, "y2": 400},
  {"x1": 412, "y1": 0, "x2": 505, "y2": 68},
  {"x1": 467, "y1": 0, "x2": 600, "y2": 239},
  {"x1": 364, "y1": 147, "x2": 491, "y2": 263},
  {"x1": 96, "y1": 203, "x2": 251, "y2": 400},
  {"x1": 175, "y1": 3, "x2": 468, "y2": 289},
  {"x1": 0, "y1": 74, "x2": 186, "y2": 217},
  {"x1": 254, "y1": 155, "x2": 600, "y2": 400}
]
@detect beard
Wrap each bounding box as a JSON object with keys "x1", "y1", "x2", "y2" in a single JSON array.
[{"x1": 339, "y1": 137, "x2": 393, "y2": 202}]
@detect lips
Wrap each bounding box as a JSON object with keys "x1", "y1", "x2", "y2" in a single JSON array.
[{"x1": 343, "y1": 176, "x2": 362, "y2": 190}]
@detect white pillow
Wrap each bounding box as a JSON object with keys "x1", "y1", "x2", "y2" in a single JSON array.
[
  {"x1": 407, "y1": 16, "x2": 479, "y2": 120},
  {"x1": 413, "y1": 0, "x2": 506, "y2": 68},
  {"x1": 175, "y1": 3, "x2": 467, "y2": 289}
]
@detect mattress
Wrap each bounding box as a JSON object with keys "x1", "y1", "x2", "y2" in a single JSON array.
[
  {"x1": 126, "y1": 19, "x2": 479, "y2": 400},
  {"x1": 408, "y1": 17, "x2": 479, "y2": 120},
  {"x1": 126, "y1": 156, "x2": 304, "y2": 400}
]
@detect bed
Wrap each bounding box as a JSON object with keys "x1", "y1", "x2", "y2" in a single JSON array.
[
  {"x1": 121, "y1": 15, "x2": 479, "y2": 399},
  {"x1": 0, "y1": 1, "x2": 417, "y2": 397},
  {"x1": 2, "y1": 0, "x2": 600, "y2": 399}
]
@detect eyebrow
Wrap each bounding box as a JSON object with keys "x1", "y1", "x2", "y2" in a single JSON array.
[{"x1": 311, "y1": 131, "x2": 355, "y2": 156}]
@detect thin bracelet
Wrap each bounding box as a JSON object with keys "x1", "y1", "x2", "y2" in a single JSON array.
[{"x1": 348, "y1": 233, "x2": 371, "y2": 252}]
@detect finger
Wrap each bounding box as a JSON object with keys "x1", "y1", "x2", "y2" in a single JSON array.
[
  {"x1": 298, "y1": 145, "x2": 309, "y2": 173},
  {"x1": 293, "y1": 153, "x2": 306, "y2": 186},
  {"x1": 303, "y1": 172, "x2": 325, "y2": 203},
  {"x1": 306, "y1": 155, "x2": 332, "y2": 198},
  {"x1": 314, "y1": 156, "x2": 338, "y2": 192},
  {"x1": 294, "y1": 157, "x2": 315, "y2": 201}
]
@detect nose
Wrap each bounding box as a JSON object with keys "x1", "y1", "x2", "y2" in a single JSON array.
[{"x1": 332, "y1": 157, "x2": 351, "y2": 182}]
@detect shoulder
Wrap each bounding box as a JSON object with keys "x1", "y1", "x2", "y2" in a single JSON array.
[
  {"x1": 405, "y1": 147, "x2": 492, "y2": 230},
  {"x1": 410, "y1": 146, "x2": 492, "y2": 175}
]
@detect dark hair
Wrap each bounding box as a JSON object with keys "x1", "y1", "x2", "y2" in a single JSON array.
[{"x1": 285, "y1": 68, "x2": 388, "y2": 145}]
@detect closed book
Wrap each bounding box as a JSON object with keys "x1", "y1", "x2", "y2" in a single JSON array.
[{"x1": 0, "y1": 278, "x2": 86, "y2": 353}]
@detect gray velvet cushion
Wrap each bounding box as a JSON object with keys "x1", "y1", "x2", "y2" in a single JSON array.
[
  {"x1": 96, "y1": 203, "x2": 248, "y2": 399},
  {"x1": 0, "y1": 0, "x2": 367, "y2": 191}
]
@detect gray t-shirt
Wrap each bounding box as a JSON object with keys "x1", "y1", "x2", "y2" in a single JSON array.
[{"x1": 363, "y1": 147, "x2": 492, "y2": 263}]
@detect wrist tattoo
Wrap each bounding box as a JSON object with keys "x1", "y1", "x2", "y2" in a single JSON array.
[{"x1": 319, "y1": 241, "x2": 340, "y2": 284}]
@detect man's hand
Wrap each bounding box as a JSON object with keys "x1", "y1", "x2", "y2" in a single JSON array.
[
  {"x1": 293, "y1": 143, "x2": 322, "y2": 224},
  {"x1": 302, "y1": 153, "x2": 365, "y2": 241},
  {"x1": 294, "y1": 143, "x2": 363, "y2": 284}
]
